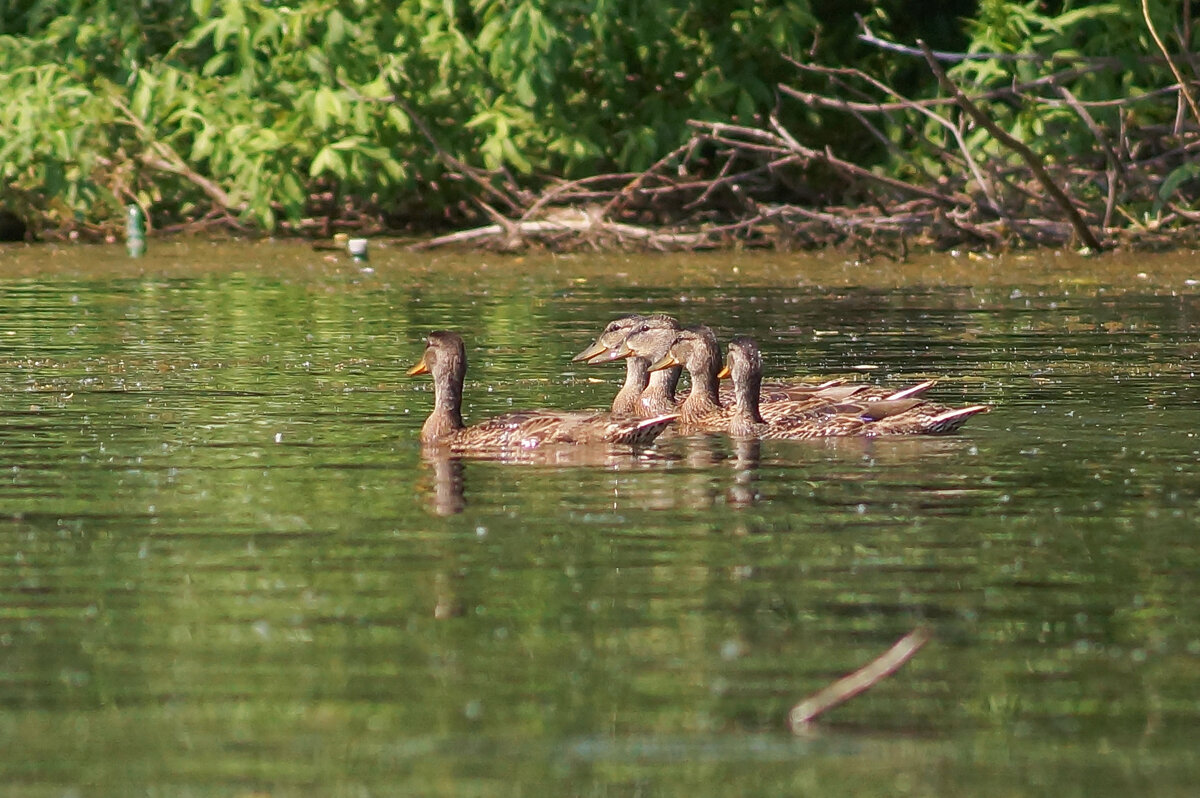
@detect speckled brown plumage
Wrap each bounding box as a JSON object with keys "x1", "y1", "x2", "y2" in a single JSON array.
[
  {"x1": 643, "y1": 326, "x2": 933, "y2": 432},
  {"x1": 579, "y1": 316, "x2": 858, "y2": 423},
  {"x1": 409, "y1": 331, "x2": 677, "y2": 450},
  {"x1": 720, "y1": 337, "x2": 990, "y2": 439}
]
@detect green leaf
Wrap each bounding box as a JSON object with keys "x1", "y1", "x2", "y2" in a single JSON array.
[
  {"x1": 330, "y1": 135, "x2": 367, "y2": 151},
  {"x1": 513, "y1": 72, "x2": 535, "y2": 106},
  {"x1": 310, "y1": 146, "x2": 347, "y2": 178},
  {"x1": 313, "y1": 87, "x2": 345, "y2": 129},
  {"x1": 130, "y1": 76, "x2": 154, "y2": 120},
  {"x1": 327, "y1": 10, "x2": 347, "y2": 46},
  {"x1": 385, "y1": 105, "x2": 411, "y2": 133},
  {"x1": 1154, "y1": 162, "x2": 1200, "y2": 215},
  {"x1": 202, "y1": 52, "x2": 230, "y2": 77}
]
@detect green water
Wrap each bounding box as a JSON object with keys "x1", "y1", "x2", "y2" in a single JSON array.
[{"x1": 1, "y1": 241, "x2": 1199, "y2": 796}]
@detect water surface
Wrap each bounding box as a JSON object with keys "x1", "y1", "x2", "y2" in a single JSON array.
[{"x1": 1, "y1": 241, "x2": 1198, "y2": 796}]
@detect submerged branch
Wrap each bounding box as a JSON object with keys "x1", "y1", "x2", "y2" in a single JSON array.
[{"x1": 788, "y1": 627, "x2": 932, "y2": 731}]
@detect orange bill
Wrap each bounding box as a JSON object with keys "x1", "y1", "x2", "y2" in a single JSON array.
[
  {"x1": 647, "y1": 352, "x2": 682, "y2": 372},
  {"x1": 406, "y1": 356, "x2": 430, "y2": 376}
]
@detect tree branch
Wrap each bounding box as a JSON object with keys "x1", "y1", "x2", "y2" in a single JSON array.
[
  {"x1": 918, "y1": 40, "x2": 1104, "y2": 251},
  {"x1": 1141, "y1": 0, "x2": 1200, "y2": 131},
  {"x1": 789, "y1": 627, "x2": 931, "y2": 731}
]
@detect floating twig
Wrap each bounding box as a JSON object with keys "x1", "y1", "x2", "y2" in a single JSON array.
[{"x1": 788, "y1": 626, "x2": 932, "y2": 732}]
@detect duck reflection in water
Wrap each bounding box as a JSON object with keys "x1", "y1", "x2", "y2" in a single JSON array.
[
  {"x1": 416, "y1": 446, "x2": 682, "y2": 516},
  {"x1": 416, "y1": 437, "x2": 769, "y2": 516},
  {"x1": 417, "y1": 428, "x2": 984, "y2": 516},
  {"x1": 728, "y1": 437, "x2": 762, "y2": 508},
  {"x1": 419, "y1": 453, "x2": 467, "y2": 517}
]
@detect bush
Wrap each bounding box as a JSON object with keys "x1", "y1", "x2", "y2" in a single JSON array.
[{"x1": 1, "y1": 0, "x2": 820, "y2": 234}]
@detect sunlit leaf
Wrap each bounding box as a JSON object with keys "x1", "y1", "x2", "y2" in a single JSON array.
[{"x1": 311, "y1": 146, "x2": 347, "y2": 178}]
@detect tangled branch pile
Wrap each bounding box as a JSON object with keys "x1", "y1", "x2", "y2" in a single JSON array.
[
  {"x1": 7, "y1": 2, "x2": 1197, "y2": 256},
  {"x1": 423, "y1": 15, "x2": 1200, "y2": 256}
]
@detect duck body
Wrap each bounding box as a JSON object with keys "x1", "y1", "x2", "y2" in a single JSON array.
[
  {"x1": 721, "y1": 337, "x2": 989, "y2": 439},
  {"x1": 433, "y1": 408, "x2": 677, "y2": 449},
  {"x1": 596, "y1": 319, "x2": 929, "y2": 430},
  {"x1": 410, "y1": 331, "x2": 676, "y2": 451},
  {"x1": 641, "y1": 325, "x2": 916, "y2": 433}
]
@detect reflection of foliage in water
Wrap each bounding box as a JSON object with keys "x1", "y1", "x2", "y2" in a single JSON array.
[{"x1": 0, "y1": 248, "x2": 1198, "y2": 793}]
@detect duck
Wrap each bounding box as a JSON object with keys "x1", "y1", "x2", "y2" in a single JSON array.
[
  {"x1": 640, "y1": 325, "x2": 932, "y2": 432},
  {"x1": 645, "y1": 325, "x2": 726, "y2": 427},
  {"x1": 718, "y1": 336, "x2": 990, "y2": 438},
  {"x1": 408, "y1": 331, "x2": 677, "y2": 449},
  {"x1": 576, "y1": 315, "x2": 855, "y2": 418},
  {"x1": 573, "y1": 314, "x2": 683, "y2": 416}
]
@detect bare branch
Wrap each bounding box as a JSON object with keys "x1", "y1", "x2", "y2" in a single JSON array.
[
  {"x1": 112, "y1": 95, "x2": 237, "y2": 215},
  {"x1": 857, "y1": 12, "x2": 1131, "y2": 69},
  {"x1": 789, "y1": 627, "x2": 932, "y2": 731},
  {"x1": 1142, "y1": 0, "x2": 1200, "y2": 130},
  {"x1": 918, "y1": 40, "x2": 1104, "y2": 251}
]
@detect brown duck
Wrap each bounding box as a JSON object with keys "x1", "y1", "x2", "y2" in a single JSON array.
[
  {"x1": 642, "y1": 325, "x2": 935, "y2": 432},
  {"x1": 719, "y1": 336, "x2": 990, "y2": 438},
  {"x1": 408, "y1": 331, "x2": 677, "y2": 449},
  {"x1": 576, "y1": 315, "x2": 854, "y2": 418},
  {"x1": 573, "y1": 314, "x2": 683, "y2": 416}
]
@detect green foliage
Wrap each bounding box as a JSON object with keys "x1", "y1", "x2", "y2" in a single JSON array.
[
  {"x1": 0, "y1": 1, "x2": 822, "y2": 233},
  {"x1": 876, "y1": 0, "x2": 1198, "y2": 218},
  {"x1": 1, "y1": 1, "x2": 826, "y2": 233},
  {"x1": 953, "y1": 0, "x2": 1184, "y2": 134},
  {"x1": 1, "y1": 0, "x2": 1195, "y2": 235}
]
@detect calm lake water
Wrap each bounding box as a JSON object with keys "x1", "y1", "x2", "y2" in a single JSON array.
[{"x1": 1, "y1": 241, "x2": 1198, "y2": 796}]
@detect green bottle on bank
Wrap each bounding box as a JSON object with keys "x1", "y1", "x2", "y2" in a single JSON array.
[{"x1": 126, "y1": 205, "x2": 146, "y2": 257}]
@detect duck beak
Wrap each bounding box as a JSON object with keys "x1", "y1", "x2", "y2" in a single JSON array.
[
  {"x1": 716, "y1": 362, "x2": 731, "y2": 380},
  {"x1": 599, "y1": 341, "x2": 636, "y2": 362},
  {"x1": 571, "y1": 340, "x2": 610, "y2": 362},
  {"x1": 406, "y1": 355, "x2": 430, "y2": 376},
  {"x1": 647, "y1": 352, "x2": 681, "y2": 372}
]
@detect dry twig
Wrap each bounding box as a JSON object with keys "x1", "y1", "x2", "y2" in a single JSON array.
[
  {"x1": 1142, "y1": 0, "x2": 1200, "y2": 130},
  {"x1": 789, "y1": 627, "x2": 932, "y2": 732},
  {"x1": 917, "y1": 41, "x2": 1104, "y2": 251}
]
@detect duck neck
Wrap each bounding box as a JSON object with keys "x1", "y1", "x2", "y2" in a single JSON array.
[
  {"x1": 612, "y1": 356, "x2": 651, "y2": 416},
  {"x1": 682, "y1": 360, "x2": 722, "y2": 419},
  {"x1": 728, "y1": 361, "x2": 765, "y2": 435},
  {"x1": 422, "y1": 359, "x2": 466, "y2": 442},
  {"x1": 642, "y1": 364, "x2": 681, "y2": 416}
]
